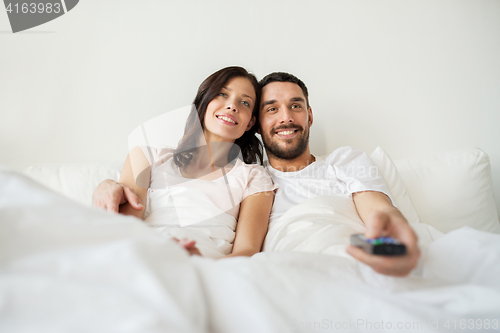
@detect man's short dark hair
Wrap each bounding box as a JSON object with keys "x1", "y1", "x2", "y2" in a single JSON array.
[{"x1": 259, "y1": 72, "x2": 310, "y2": 108}]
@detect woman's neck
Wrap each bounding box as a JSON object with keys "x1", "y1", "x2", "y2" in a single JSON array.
[{"x1": 191, "y1": 133, "x2": 235, "y2": 171}]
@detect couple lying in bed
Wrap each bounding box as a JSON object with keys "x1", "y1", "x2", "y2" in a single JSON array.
[{"x1": 92, "y1": 66, "x2": 419, "y2": 276}]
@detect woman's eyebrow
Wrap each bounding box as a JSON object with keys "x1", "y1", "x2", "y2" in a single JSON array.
[{"x1": 223, "y1": 86, "x2": 254, "y2": 100}]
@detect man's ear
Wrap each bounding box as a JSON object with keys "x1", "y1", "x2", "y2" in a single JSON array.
[
  {"x1": 246, "y1": 116, "x2": 256, "y2": 131},
  {"x1": 308, "y1": 106, "x2": 313, "y2": 127}
]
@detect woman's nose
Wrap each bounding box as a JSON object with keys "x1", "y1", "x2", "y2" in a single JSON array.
[{"x1": 226, "y1": 101, "x2": 238, "y2": 112}]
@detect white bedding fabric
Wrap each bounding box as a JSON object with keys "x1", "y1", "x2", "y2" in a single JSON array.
[
  {"x1": 263, "y1": 194, "x2": 444, "y2": 256},
  {"x1": 2, "y1": 169, "x2": 500, "y2": 333}
]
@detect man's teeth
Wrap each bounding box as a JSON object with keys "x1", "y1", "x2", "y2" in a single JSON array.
[
  {"x1": 277, "y1": 130, "x2": 295, "y2": 135},
  {"x1": 217, "y1": 115, "x2": 236, "y2": 124}
]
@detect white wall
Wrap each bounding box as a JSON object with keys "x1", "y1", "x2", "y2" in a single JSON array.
[{"x1": 1, "y1": 0, "x2": 499, "y2": 212}]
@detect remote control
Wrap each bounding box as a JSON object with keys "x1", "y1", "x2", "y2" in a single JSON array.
[{"x1": 350, "y1": 234, "x2": 406, "y2": 256}]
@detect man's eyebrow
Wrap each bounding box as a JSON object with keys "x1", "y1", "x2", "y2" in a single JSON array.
[
  {"x1": 261, "y1": 99, "x2": 277, "y2": 108},
  {"x1": 291, "y1": 97, "x2": 306, "y2": 103},
  {"x1": 223, "y1": 86, "x2": 254, "y2": 101}
]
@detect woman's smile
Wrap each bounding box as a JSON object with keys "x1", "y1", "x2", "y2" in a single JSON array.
[{"x1": 216, "y1": 113, "x2": 238, "y2": 125}]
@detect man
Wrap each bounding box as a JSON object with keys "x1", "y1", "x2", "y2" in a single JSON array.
[
  {"x1": 93, "y1": 72, "x2": 420, "y2": 276},
  {"x1": 256, "y1": 72, "x2": 419, "y2": 276}
]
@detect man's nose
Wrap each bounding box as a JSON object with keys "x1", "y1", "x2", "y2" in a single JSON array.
[{"x1": 279, "y1": 108, "x2": 294, "y2": 124}]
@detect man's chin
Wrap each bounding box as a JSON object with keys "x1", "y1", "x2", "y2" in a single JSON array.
[
  {"x1": 264, "y1": 142, "x2": 306, "y2": 160},
  {"x1": 263, "y1": 126, "x2": 310, "y2": 160},
  {"x1": 265, "y1": 139, "x2": 294, "y2": 151}
]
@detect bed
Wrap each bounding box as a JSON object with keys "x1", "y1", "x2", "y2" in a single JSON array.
[{"x1": 1, "y1": 146, "x2": 500, "y2": 333}]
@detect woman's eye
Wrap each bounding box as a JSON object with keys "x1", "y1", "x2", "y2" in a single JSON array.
[
  {"x1": 218, "y1": 93, "x2": 227, "y2": 97},
  {"x1": 241, "y1": 101, "x2": 250, "y2": 107}
]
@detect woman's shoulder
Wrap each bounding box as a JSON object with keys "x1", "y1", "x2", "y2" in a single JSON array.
[
  {"x1": 233, "y1": 160, "x2": 277, "y2": 196},
  {"x1": 232, "y1": 160, "x2": 274, "y2": 183},
  {"x1": 137, "y1": 145, "x2": 175, "y2": 165},
  {"x1": 235, "y1": 159, "x2": 269, "y2": 173}
]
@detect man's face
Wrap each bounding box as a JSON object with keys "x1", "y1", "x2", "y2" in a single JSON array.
[{"x1": 259, "y1": 82, "x2": 313, "y2": 160}]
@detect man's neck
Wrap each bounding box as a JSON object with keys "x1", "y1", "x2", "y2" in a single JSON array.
[{"x1": 268, "y1": 147, "x2": 316, "y2": 173}]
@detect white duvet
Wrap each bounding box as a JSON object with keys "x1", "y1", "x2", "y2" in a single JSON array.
[
  {"x1": 1, "y1": 169, "x2": 500, "y2": 333},
  {"x1": 264, "y1": 193, "x2": 444, "y2": 257}
]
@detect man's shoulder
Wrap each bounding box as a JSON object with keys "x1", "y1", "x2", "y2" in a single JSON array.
[
  {"x1": 323, "y1": 146, "x2": 375, "y2": 168},
  {"x1": 325, "y1": 146, "x2": 358, "y2": 159},
  {"x1": 313, "y1": 147, "x2": 355, "y2": 162}
]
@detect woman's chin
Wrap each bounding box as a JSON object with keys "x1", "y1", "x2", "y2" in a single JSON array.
[{"x1": 204, "y1": 130, "x2": 244, "y2": 143}]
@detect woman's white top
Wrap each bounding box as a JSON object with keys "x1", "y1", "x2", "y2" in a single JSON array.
[{"x1": 139, "y1": 146, "x2": 277, "y2": 258}]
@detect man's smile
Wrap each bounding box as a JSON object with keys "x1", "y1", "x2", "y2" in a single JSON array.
[
  {"x1": 275, "y1": 129, "x2": 298, "y2": 139},
  {"x1": 273, "y1": 126, "x2": 301, "y2": 139}
]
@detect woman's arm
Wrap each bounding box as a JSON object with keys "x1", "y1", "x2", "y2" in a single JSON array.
[
  {"x1": 224, "y1": 191, "x2": 275, "y2": 258},
  {"x1": 118, "y1": 146, "x2": 150, "y2": 219}
]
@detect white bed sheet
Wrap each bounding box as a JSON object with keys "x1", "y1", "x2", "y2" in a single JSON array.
[{"x1": 1, "y1": 169, "x2": 500, "y2": 333}]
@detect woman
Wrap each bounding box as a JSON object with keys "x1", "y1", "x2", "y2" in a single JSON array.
[{"x1": 118, "y1": 67, "x2": 277, "y2": 258}]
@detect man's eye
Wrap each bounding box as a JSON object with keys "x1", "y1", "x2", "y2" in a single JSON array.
[
  {"x1": 218, "y1": 93, "x2": 227, "y2": 97},
  {"x1": 291, "y1": 104, "x2": 301, "y2": 109},
  {"x1": 267, "y1": 107, "x2": 277, "y2": 112}
]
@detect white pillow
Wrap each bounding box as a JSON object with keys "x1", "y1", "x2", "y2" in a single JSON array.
[
  {"x1": 23, "y1": 161, "x2": 122, "y2": 206},
  {"x1": 393, "y1": 147, "x2": 500, "y2": 234},
  {"x1": 369, "y1": 147, "x2": 421, "y2": 225}
]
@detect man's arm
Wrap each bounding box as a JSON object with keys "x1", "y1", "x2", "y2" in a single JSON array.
[
  {"x1": 92, "y1": 147, "x2": 149, "y2": 218},
  {"x1": 348, "y1": 191, "x2": 420, "y2": 276},
  {"x1": 92, "y1": 179, "x2": 144, "y2": 213},
  {"x1": 116, "y1": 150, "x2": 148, "y2": 219}
]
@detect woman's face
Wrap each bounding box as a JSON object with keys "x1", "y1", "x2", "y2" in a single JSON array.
[{"x1": 203, "y1": 76, "x2": 256, "y2": 143}]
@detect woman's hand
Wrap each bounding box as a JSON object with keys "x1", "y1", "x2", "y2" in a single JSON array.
[{"x1": 173, "y1": 238, "x2": 201, "y2": 256}]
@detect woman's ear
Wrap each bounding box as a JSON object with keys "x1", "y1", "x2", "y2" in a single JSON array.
[{"x1": 246, "y1": 116, "x2": 256, "y2": 131}]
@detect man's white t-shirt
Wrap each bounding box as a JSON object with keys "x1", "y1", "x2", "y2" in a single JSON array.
[{"x1": 267, "y1": 146, "x2": 394, "y2": 224}]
